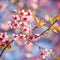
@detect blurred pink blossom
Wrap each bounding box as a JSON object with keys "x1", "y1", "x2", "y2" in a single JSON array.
[
  {"x1": 54, "y1": 41, "x2": 60, "y2": 56},
  {"x1": 38, "y1": 0, "x2": 51, "y2": 7},
  {"x1": 0, "y1": 2, "x2": 7, "y2": 12},
  {"x1": 1, "y1": 22, "x2": 10, "y2": 31}
]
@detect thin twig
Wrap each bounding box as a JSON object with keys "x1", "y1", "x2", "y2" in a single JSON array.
[
  {"x1": 0, "y1": 40, "x2": 14, "y2": 57},
  {"x1": 30, "y1": 20, "x2": 57, "y2": 50},
  {"x1": 39, "y1": 20, "x2": 57, "y2": 36},
  {"x1": 29, "y1": 40, "x2": 44, "y2": 50}
]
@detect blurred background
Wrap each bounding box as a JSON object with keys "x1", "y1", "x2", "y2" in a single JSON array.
[{"x1": 0, "y1": 0, "x2": 60, "y2": 60}]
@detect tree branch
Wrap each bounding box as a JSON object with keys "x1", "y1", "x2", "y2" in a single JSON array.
[
  {"x1": 0, "y1": 20, "x2": 57, "y2": 58},
  {"x1": 30, "y1": 20, "x2": 57, "y2": 50},
  {"x1": 0, "y1": 40, "x2": 14, "y2": 57}
]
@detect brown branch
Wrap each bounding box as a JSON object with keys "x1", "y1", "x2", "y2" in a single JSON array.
[
  {"x1": 0, "y1": 40, "x2": 14, "y2": 57},
  {"x1": 39, "y1": 20, "x2": 57, "y2": 36},
  {"x1": 29, "y1": 40, "x2": 44, "y2": 50},
  {"x1": 30, "y1": 20, "x2": 57, "y2": 50},
  {"x1": 0, "y1": 20, "x2": 57, "y2": 58}
]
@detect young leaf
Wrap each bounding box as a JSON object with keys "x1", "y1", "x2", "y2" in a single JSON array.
[
  {"x1": 55, "y1": 14, "x2": 60, "y2": 21},
  {"x1": 7, "y1": 44, "x2": 11, "y2": 50},
  {"x1": 48, "y1": 26, "x2": 58, "y2": 33},
  {"x1": 55, "y1": 26, "x2": 60, "y2": 31},
  {"x1": 49, "y1": 16, "x2": 54, "y2": 25},
  {"x1": 52, "y1": 28, "x2": 58, "y2": 33},
  {"x1": 34, "y1": 16, "x2": 47, "y2": 26},
  {"x1": 34, "y1": 16, "x2": 39, "y2": 24},
  {"x1": 39, "y1": 18, "x2": 47, "y2": 26},
  {"x1": 7, "y1": 36, "x2": 12, "y2": 40}
]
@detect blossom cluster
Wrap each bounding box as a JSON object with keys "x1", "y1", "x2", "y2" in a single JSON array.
[
  {"x1": 7, "y1": 9, "x2": 40, "y2": 45},
  {"x1": 40, "y1": 49, "x2": 53, "y2": 59},
  {"x1": 0, "y1": 32, "x2": 11, "y2": 48},
  {"x1": 0, "y1": 9, "x2": 40, "y2": 49},
  {"x1": 0, "y1": 9, "x2": 55, "y2": 59}
]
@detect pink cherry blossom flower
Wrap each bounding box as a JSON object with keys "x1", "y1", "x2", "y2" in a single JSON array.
[
  {"x1": 20, "y1": 21, "x2": 27, "y2": 28},
  {"x1": 27, "y1": 10, "x2": 32, "y2": 16},
  {"x1": 12, "y1": 22, "x2": 19, "y2": 29},
  {"x1": 12, "y1": 34, "x2": 18, "y2": 40},
  {"x1": 23, "y1": 27, "x2": 30, "y2": 34},
  {"x1": 39, "y1": 49, "x2": 53, "y2": 59},
  {"x1": 22, "y1": 17, "x2": 28, "y2": 22},
  {"x1": 7, "y1": 21, "x2": 12, "y2": 28},
  {"x1": 18, "y1": 10, "x2": 25, "y2": 18},
  {"x1": 13, "y1": 15, "x2": 20, "y2": 21},
  {"x1": 19, "y1": 34, "x2": 26, "y2": 41},
  {"x1": 1, "y1": 23, "x2": 10, "y2": 31}
]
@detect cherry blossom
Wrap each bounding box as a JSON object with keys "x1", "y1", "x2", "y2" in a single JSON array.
[
  {"x1": 12, "y1": 34, "x2": 18, "y2": 39},
  {"x1": 1, "y1": 23, "x2": 10, "y2": 31},
  {"x1": 0, "y1": 32, "x2": 11, "y2": 48},
  {"x1": 19, "y1": 34, "x2": 26, "y2": 41},
  {"x1": 39, "y1": 49, "x2": 53, "y2": 59},
  {"x1": 13, "y1": 15, "x2": 20, "y2": 21},
  {"x1": 18, "y1": 10, "x2": 25, "y2": 18},
  {"x1": 22, "y1": 17, "x2": 28, "y2": 22},
  {"x1": 0, "y1": 8, "x2": 58, "y2": 59}
]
